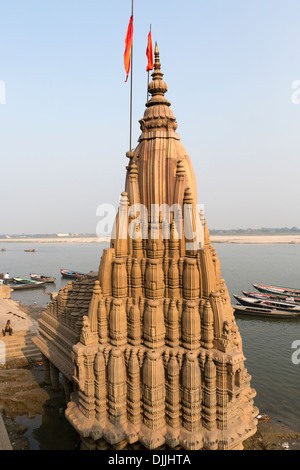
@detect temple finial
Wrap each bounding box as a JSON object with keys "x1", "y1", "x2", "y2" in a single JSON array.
[
  {"x1": 154, "y1": 42, "x2": 161, "y2": 70},
  {"x1": 146, "y1": 41, "x2": 169, "y2": 107}
]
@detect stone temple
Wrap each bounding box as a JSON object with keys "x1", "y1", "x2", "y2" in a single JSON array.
[{"x1": 33, "y1": 45, "x2": 258, "y2": 450}]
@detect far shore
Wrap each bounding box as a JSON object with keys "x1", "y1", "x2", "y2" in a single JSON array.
[{"x1": 1, "y1": 234, "x2": 300, "y2": 244}]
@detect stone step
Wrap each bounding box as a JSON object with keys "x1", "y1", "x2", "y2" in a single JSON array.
[
  {"x1": 6, "y1": 351, "x2": 42, "y2": 360},
  {"x1": 1, "y1": 330, "x2": 37, "y2": 338},
  {"x1": 6, "y1": 346, "x2": 41, "y2": 355},
  {"x1": 1, "y1": 332, "x2": 42, "y2": 362},
  {"x1": 5, "y1": 345, "x2": 40, "y2": 355},
  {"x1": 1, "y1": 338, "x2": 37, "y2": 347}
]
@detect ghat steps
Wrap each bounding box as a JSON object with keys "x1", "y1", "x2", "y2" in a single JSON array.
[{"x1": 1, "y1": 330, "x2": 42, "y2": 363}]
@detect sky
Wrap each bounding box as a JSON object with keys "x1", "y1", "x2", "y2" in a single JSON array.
[{"x1": 0, "y1": 0, "x2": 300, "y2": 234}]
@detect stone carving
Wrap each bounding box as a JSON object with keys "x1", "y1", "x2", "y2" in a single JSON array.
[{"x1": 34, "y1": 44, "x2": 258, "y2": 450}]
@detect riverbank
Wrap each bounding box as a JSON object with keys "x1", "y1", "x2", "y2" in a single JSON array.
[
  {"x1": 0, "y1": 237, "x2": 110, "y2": 244},
  {"x1": 211, "y1": 234, "x2": 300, "y2": 244},
  {"x1": 1, "y1": 235, "x2": 300, "y2": 244}
]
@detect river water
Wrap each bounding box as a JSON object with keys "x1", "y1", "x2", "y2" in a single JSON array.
[{"x1": 1, "y1": 242, "x2": 300, "y2": 448}]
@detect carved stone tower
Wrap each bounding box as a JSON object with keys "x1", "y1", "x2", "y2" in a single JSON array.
[{"x1": 62, "y1": 45, "x2": 258, "y2": 449}]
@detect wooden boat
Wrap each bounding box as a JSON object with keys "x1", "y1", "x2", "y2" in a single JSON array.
[
  {"x1": 234, "y1": 304, "x2": 300, "y2": 319},
  {"x1": 242, "y1": 290, "x2": 300, "y2": 304},
  {"x1": 1, "y1": 248, "x2": 6, "y2": 252},
  {"x1": 30, "y1": 273, "x2": 56, "y2": 283},
  {"x1": 11, "y1": 281, "x2": 46, "y2": 290},
  {"x1": 60, "y1": 269, "x2": 86, "y2": 279},
  {"x1": 253, "y1": 283, "x2": 300, "y2": 299},
  {"x1": 13, "y1": 277, "x2": 36, "y2": 284},
  {"x1": 234, "y1": 294, "x2": 300, "y2": 312},
  {"x1": 24, "y1": 249, "x2": 35, "y2": 253}
]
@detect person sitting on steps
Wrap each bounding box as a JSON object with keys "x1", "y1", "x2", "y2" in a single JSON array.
[{"x1": 2, "y1": 320, "x2": 13, "y2": 336}]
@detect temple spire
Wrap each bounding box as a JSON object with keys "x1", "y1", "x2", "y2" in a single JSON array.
[
  {"x1": 146, "y1": 42, "x2": 169, "y2": 108},
  {"x1": 154, "y1": 42, "x2": 161, "y2": 70}
]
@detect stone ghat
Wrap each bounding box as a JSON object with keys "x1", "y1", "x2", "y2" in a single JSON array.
[
  {"x1": 1, "y1": 330, "x2": 42, "y2": 365},
  {"x1": 0, "y1": 299, "x2": 41, "y2": 366}
]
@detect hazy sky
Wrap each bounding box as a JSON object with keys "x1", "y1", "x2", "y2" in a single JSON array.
[{"x1": 1, "y1": 0, "x2": 300, "y2": 233}]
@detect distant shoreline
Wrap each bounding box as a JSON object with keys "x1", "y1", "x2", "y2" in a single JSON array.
[
  {"x1": 0, "y1": 235, "x2": 300, "y2": 244},
  {"x1": 0, "y1": 237, "x2": 110, "y2": 244}
]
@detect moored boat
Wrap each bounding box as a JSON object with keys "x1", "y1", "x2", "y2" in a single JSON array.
[
  {"x1": 11, "y1": 281, "x2": 46, "y2": 290},
  {"x1": 30, "y1": 273, "x2": 56, "y2": 283},
  {"x1": 13, "y1": 277, "x2": 41, "y2": 284},
  {"x1": 242, "y1": 290, "x2": 300, "y2": 304},
  {"x1": 234, "y1": 304, "x2": 300, "y2": 319},
  {"x1": 234, "y1": 294, "x2": 300, "y2": 312},
  {"x1": 253, "y1": 283, "x2": 300, "y2": 299},
  {"x1": 60, "y1": 269, "x2": 86, "y2": 279}
]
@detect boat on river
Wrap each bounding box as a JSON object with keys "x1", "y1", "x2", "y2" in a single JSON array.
[
  {"x1": 24, "y1": 249, "x2": 35, "y2": 253},
  {"x1": 30, "y1": 273, "x2": 56, "y2": 283},
  {"x1": 13, "y1": 277, "x2": 40, "y2": 284},
  {"x1": 234, "y1": 304, "x2": 300, "y2": 318},
  {"x1": 242, "y1": 290, "x2": 300, "y2": 304},
  {"x1": 60, "y1": 269, "x2": 86, "y2": 279},
  {"x1": 234, "y1": 294, "x2": 300, "y2": 312},
  {"x1": 11, "y1": 280, "x2": 46, "y2": 290},
  {"x1": 253, "y1": 283, "x2": 300, "y2": 299}
]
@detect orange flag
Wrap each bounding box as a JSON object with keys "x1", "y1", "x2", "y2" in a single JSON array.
[
  {"x1": 124, "y1": 15, "x2": 133, "y2": 82},
  {"x1": 146, "y1": 30, "x2": 153, "y2": 72}
]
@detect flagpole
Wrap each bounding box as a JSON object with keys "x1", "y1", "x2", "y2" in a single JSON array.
[
  {"x1": 147, "y1": 24, "x2": 151, "y2": 103},
  {"x1": 129, "y1": 0, "x2": 133, "y2": 151}
]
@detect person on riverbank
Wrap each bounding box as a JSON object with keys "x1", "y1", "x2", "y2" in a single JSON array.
[
  {"x1": 2, "y1": 320, "x2": 13, "y2": 336},
  {"x1": 3, "y1": 273, "x2": 9, "y2": 285}
]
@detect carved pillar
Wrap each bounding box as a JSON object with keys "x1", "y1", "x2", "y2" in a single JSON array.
[
  {"x1": 210, "y1": 292, "x2": 224, "y2": 341},
  {"x1": 94, "y1": 350, "x2": 106, "y2": 424},
  {"x1": 128, "y1": 304, "x2": 141, "y2": 346},
  {"x1": 201, "y1": 301, "x2": 214, "y2": 349},
  {"x1": 182, "y1": 258, "x2": 200, "y2": 300},
  {"x1": 216, "y1": 359, "x2": 228, "y2": 431},
  {"x1": 181, "y1": 352, "x2": 201, "y2": 432},
  {"x1": 181, "y1": 301, "x2": 201, "y2": 350},
  {"x1": 109, "y1": 299, "x2": 127, "y2": 347},
  {"x1": 112, "y1": 258, "x2": 128, "y2": 298},
  {"x1": 62, "y1": 375, "x2": 72, "y2": 403},
  {"x1": 81, "y1": 353, "x2": 96, "y2": 420},
  {"x1": 127, "y1": 349, "x2": 141, "y2": 426},
  {"x1": 168, "y1": 259, "x2": 180, "y2": 300},
  {"x1": 107, "y1": 349, "x2": 127, "y2": 426},
  {"x1": 199, "y1": 247, "x2": 216, "y2": 299},
  {"x1": 97, "y1": 298, "x2": 108, "y2": 344},
  {"x1": 166, "y1": 300, "x2": 179, "y2": 347},
  {"x1": 42, "y1": 354, "x2": 51, "y2": 385},
  {"x1": 143, "y1": 300, "x2": 165, "y2": 349},
  {"x1": 166, "y1": 351, "x2": 180, "y2": 431},
  {"x1": 144, "y1": 258, "x2": 165, "y2": 299},
  {"x1": 50, "y1": 363, "x2": 60, "y2": 390},
  {"x1": 131, "y1": 259, "x2": 143, "y2": 299},
  {"x1": 203, "y1": 353, "x2": 217, "y2": 432},
  {"x1": 142, "y1": 350, "x2": 165, "y2": 431}
]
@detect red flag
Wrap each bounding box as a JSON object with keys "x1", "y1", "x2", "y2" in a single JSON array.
[
  {"x1": 146, "y1": 30, "x2": 153, "y2": 72},
  {"x1": 124, "y1": 15, "x2": 133, "y2": 82}
]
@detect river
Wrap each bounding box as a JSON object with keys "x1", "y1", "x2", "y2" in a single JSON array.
[{"x1": 1, "y1": 241, "x2": 300, "y2": 447}]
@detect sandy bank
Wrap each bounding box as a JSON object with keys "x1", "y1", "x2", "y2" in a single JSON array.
[
  {"x1": 1, "y1": 235, "x2": 300, "y2": 244},
  {"x1": 0, "y1": 299, "x2": 38, "y2": 334},
  {"x1": 211, "y1": 235, "x2": 300, "y2": 244}
]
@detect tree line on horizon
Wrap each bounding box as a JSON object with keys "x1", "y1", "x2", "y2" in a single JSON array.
[{"x1": 1, "y1": 227, "x2": 300, "y2": 238}]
